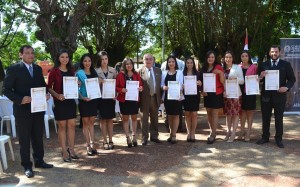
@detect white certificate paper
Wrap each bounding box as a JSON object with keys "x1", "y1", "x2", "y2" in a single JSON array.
[
  {"x1": 245, "y1": 75, "x2": 259, "y2": 95},
  {"x1": 125, "y1": 81, "x2": 139, "y2": 101},
  {"x1": 102, "y1": 79, "x2": 116, "y2": 99},
  {"x1": 63, "y1": 76, "x2": 78, "y2": 99},
  {"x1": 265, "y1": 70, "x2": 279, "y2": 90},
  {"x1": 184, "y1": 76, "x2": 197, "y2": 95},
  {"x1": 85, "y1": 78, "x2": 101, "y2": 99},
  {"x1": 168, "y1": 81, "x2": 180, "y2": 100},
  {"x1": 31, "y1": 87, "x2": 47, "y2": 113},
  {"x1": 203, "y1": 73, "x2": 216, "y2": 92},
  {"x1": 226, "y1": 79, "x2": 239, "y2": 98}
]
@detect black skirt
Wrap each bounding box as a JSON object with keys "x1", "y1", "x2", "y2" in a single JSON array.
[
  {"x1": 183, "y1": 95, "x2": 200, "y2": 111},
  {"x1": 98, "y1": 98, "x2": 116, "y2": 119},
  {"x1": 241, "y1": 93, "x2": 256, "y2": 110},
  {"x1": 79, "y1": 99, "x2": 98, "y2": 117},
  {"x1": 54, "y1": 99, "x2": 77, "y2": 121},
  {"x1": 204, "y1": 93, "x2": 224, "y2": 109},
  {"x1": 119, "y1": 101, "x2": 139, "y2": 115}
]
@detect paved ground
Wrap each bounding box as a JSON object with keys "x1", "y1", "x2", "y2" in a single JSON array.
[{"x1": 1, "y1": 107, "x2": 300, "y2": 186}]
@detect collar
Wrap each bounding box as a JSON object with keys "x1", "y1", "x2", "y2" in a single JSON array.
[{"x1": 22, "y1": 61, "x2": 33, "y2": 69}]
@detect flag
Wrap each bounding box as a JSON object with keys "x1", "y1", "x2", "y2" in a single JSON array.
[{"x1": 244, "y1": 28, "x2": 249, "y2": 50}]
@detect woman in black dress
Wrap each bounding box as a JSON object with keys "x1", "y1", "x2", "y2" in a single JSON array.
[
  {"x1": 183, "y1": 57, "x2": 201, "y2": 142},
  {"x1": 47, "y1": 49, "x2": 78, "y2": 162},
  {"x1": 76, "y1": 53, "x2": 99, "y2": 155}
]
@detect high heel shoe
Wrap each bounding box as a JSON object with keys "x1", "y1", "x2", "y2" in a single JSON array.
[
  {"x1": 227, "y1": 133, "x2": 236, "y2": 143},
  {"x1": 87, "y1": 146, "x2": 93, "y2": 156},
  {"x1": 103, "y1": 142, "x2": 109, "y2": 150},
  {"x1": 126, "y1": 136, "x2": 132, "y2": 148},
  {"x1": 67, "y1": 148, "x2": 79, "y2": 159},
  {"x1": 187, "y1": 134, "x2": 191, "y2": 142},
  {"x1": 224, "y1": 132, "x2": 231, "y2": 141},
  {"x1": 170, "y1": 136, "x2": 177, "y2": 144},
  {"x1": 132, "y1": 135, "x2": 138, "y2": 147},
  {"x1": 61, "y1": 152, "x2": 71, "y2": 162},
  {"x1": 108, "y1": 142, "x2": 114, "y2": 150},
  {"x1": 244, "y1": 130, "x2": 251, "y2": 142},
  {"x1": 207, "y1": 134, "x2": 216, "y2": 144}
]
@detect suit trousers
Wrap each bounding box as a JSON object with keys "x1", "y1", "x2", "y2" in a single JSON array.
[
  {"x1": 140, "y1": 95, "x2": 159, "y2": 140},
  {"x1": 16, "y1": 113, "x2": 45, "y2": 169},
  {"x1": 261, "y1": 94, "x2": 286, "y2": 141}
]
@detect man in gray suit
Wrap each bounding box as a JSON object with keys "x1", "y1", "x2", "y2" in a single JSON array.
[{"x1": 139, "y1": 54, "x2": 162, "y2": 145}]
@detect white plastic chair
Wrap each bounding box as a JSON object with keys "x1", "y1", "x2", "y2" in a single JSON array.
[
  {"x1": 0, "y1": 135, "x2": 15, "y2": 170},
  {"x1": 44, "y1": 96, "x2": 57, "y2": 138},
  {"x1": 0, "y1": 97, "x2": 16, "y2": 138}
]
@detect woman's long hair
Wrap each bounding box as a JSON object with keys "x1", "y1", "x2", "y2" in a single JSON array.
[
  {"x1": 121, "y1": 57, "x2": 136, "y2": 75},
  {"x1": 166, "y1": 55, "x2": 178, "y2": 70},
  {"x1": 223, "y1": 50, "x2": 235, "y2": 70},
  {"x1": 241, "y1": 50, "x2": 253, "y2": 65},
  {"x1": 202, "y1": 50, "x2": 218, "y2": 72},
  {"x1": 183, "y1": 57, "x2": 197, "y2": 75},
  {"x1": 79, "y1": 53, "x2": 98, "y2": 77}
]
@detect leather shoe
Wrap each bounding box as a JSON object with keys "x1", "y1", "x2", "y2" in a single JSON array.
[
  {"x1": 25, "y1": 169, "x2": 34, "y2": 178},
  {"x1": 276, "y1": 140, "x2": 284, "y2": 148},
  {"x1": 35, "y1": 162, "x2": 54, "y2": 169},
  {"x1": 256, "y1": 138, "x2": 269, "y2": 145},
  {"x1": 142, "y1": 139, "x2": 148, "y2": 146},
  {"x1": 150, "y1": 138, "x2": 162, "y2": 143}
]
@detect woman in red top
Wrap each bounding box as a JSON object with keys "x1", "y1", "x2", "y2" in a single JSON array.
[
  {"x1": 47, "y1": 49, "x2": 78, "y2": 162},
  {"x1": 116, "y1": 58, "x2": 143, "y2": 147},
  {"x1": 200, "y1": 51, "x2": 225, "y2": 144}
]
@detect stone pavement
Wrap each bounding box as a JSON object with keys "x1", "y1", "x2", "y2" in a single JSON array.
[{"x1": 0, "y1": 108, "x2": 300, "y2": 186}]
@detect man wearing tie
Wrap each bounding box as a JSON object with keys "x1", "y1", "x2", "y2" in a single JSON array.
[
  {"x1": 139, "y1": 54, "x2": 162, "y2": 145},
  {"x1": 3, "y1": 45, "x2": 53, "y2": 178},
  {"x1": 256, "y1": 45, "x2": 295, "y2": 148}
]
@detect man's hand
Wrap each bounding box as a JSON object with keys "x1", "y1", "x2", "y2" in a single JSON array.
[
  {"x1": 278, "y1": 87, "x2": 288, "y2": 93},
  {"x1": 21, "y1": 96, "x2": 31, "y2": 104}
]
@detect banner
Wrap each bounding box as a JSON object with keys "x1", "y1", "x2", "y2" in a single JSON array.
[{"x1": 280, "y1": 38, "x2": 300, "y2": 111}]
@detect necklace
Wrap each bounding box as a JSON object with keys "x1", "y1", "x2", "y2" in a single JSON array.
[
  {"x1": 59, "y1": 67, "x2": 67, "y2": 72},
  {"x1": 168, "y1": 71, "x2": 176, "y2": 75}
]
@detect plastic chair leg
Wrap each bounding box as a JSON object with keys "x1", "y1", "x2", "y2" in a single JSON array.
[
  {"x1": 0, "y1": 140, "x2": 8, "y2": 169},
  {"x1": 44, "y1": 116, "x2": 50, "y2": 139},
  {"x1": 10, "y1": 116, "x2": 16, "y2": 138}
]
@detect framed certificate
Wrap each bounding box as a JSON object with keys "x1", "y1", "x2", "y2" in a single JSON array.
[
  {"x1": 203, "y1": 73, "x2": 216, "y2": 92},
  {"x1": 245, "y1": 75, "x2": 259, "y2": 95},
  {"x1": 31, "y1": 87, "x2": 47, "y2": 113},
  {"x1": 265, "y1": 70, "x2": 279, "y2": 90},
  {"x1": 63, "y1": 76, "x2": 78, "y2": 99},
  {"x1": 167, "y1": 81, "x2": 180, "y2": 100},
  {"x1": 85, "y1": 78, "x2": 101, "y2": 99},
  {"x1": 125, "y1": 81, "x2": 139, "y2": 101},
  {"x1": 102, "y1": 79, "x2": 116, "y2": 99},
  {"x1": 184, "y1": 76, "x2": 197, "y2": 95},
  {"x1": 226, "y1": 79, "x2": 239, "y2": 98}
]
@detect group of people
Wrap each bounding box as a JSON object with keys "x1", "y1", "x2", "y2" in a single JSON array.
[{"x1": 2, "y1": 44, "x2": 295, "y2": 178}]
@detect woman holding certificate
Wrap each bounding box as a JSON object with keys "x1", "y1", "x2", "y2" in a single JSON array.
[
  {"x1": 47, "y1": 49, "x2": 78, "y2": 162},
  {"x1": 161, "y1": 56, "x2": 184, "y2": 144},
  {"x1": 95, "y1": 51, "x2": 117, "y2": 150},
  {"x1": 239, "y1": 51, "x2": 257, "y2": 142},
  {"x1": 76, "y1": 53, "x2": 99, "y2": 156},
  {"x1": 116, "y1": 58, "x2": 143, "y2": 148},
  {"x1": 223, "y1": 51, "x2": 244, "y2": 143},
  {"x1": 182, "y1": 57, "x2": 201, "y2": 142},
  {"x1": 200, "y1": 51, "x2": 225, "y2": 144}
]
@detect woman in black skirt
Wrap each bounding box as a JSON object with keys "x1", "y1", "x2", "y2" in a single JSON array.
[
  {"x1": 95, "y1": 51, "x2": 117, "y2": 150},
  {"x1": 76, "y1": 53, "x2": 99, "y2": 155},
  {"x1": 161, "y1": 56, "x2": 184, "y2": 144},
  {"x1": 183, "y1": 57, "x2": 201, "y2": 142},
  {"x1": 47, "y1": 49, "x2": 78, "y2": 162}
]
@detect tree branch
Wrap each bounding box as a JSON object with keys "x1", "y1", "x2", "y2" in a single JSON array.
[{"x1": 15, "y1": 0, "x2": 42, "y2": 14}]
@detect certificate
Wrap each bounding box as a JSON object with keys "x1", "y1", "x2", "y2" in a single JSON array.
[
  {"x1": 245, "y1": 75, "x2": 259, "y2": 95},
  {"x1": 31, "y1": 87, "x2": 47, "y2": 113},
  {"x1": 85, "y1": 78, "x2": 101, "y2": 99},
  {"x1": 63, "y1": 76, "x2": 78, "y2": 99},
  {"x1": 226, "y1": 79, "x2": 239, "y2": 98},
  {"x1": 102, "y1": 79, "x2": 116, "y2": 99},
  {"x1": 125, "y1": 81, "x2": 139, "y2": 101},
  {"x1": 203, "y1": 73, "x2": 216, "y2": 92},
  {"x1": 167, "y1": 81, "x2": 180, "y2": 100},
  {"x1": 265, "y1": 70, "x2": 279, "y2": 90},
  {"x1": 184, "y1": 76, "x2": 197, "y2": 95}
]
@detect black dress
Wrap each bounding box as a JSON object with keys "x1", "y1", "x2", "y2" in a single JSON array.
[
  {"x1": 54, "y1": 70, "x2": 77, "y2": 121},
  {"x1": 79, "y1": 74, "x2": 99, "y2": 117},
  {"x1": 98, "y1": 72, "x2": 116, "y2": 119},
  {"x1": 164, "y1": 72, "x2": 182, "y2": 115},
  {"x1": 240, "y1": 68, "x2": 256, "y2": 110},
  {"x1": 119, "y1": 75, "x2": 139, "y2": 115},
  {"x1": 183, "y1": 73, "x2": 200, "y2": 111}
]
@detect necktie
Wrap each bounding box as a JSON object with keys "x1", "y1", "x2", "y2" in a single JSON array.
[
  {"x1": 148, "y1": 68, "x2": 155, "y2": 96},
  {"x1": 272, "y1": 60, "x2": 276, "y2": 69},
  {"x1": 29, "y1": 65, "x2": 33, "y2": 77}
]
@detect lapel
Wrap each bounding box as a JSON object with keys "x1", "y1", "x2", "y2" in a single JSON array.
[{"x1": 20, "y1": 62, "x2": 33, "y2": 79}]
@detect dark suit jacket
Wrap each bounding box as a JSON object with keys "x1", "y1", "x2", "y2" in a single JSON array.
[
  {"x1": 139, "y1": 66, "x2": 162, "y2": 112},
  {"x1": 3, "y1": 62, "x2": 47, "y2": 117},
  {"x1": 258, "y1": 59, "x2": 295, "y2": 103}
]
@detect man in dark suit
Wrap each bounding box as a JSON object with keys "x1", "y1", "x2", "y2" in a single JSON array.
[
  {"x1": 3, "y1": 45, "x2": 53, "y2": 178},
  {"x1": 256, "y1": 45, "x2": 296, "y2": 148},
  {"x1": 139, "y1": 54, "x2": 162, "y2": 145}
]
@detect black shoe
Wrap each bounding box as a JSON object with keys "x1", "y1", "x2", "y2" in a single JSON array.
[
  {"x1": 67, "y1": 148, "x2": 79, "y2": 159},
  {"x1": 25, "y1": 169, "x2": 34, "y2": 178},
  {"x1": 150, "y1": 138, "x2": 162, "y2": 143},
  {"x1": 35, "y1": 162, "x2": 53, "y2": 169},
  {"x1": 207, "y1": 135, "x2": 216, "y2": 144},
  {"x1": 167, "y1": 137, "x2": 172, "y2": 142},
  {"x1": 61, "y1": 152, "x2": 72, "y2": 162},
  {"x1": 142, "y1": 139, "x2": 148, "y2": 146},
  {"x1": 276, "y1": 140, "x2": 284, "y2": 148},
  {"x1": 127, "y1": 136, "x2": 133, "y2": 148},
  {"x1": 256, "y1": 138, "x2": 269, "y2": 145},
  {"x1": 108, "y1": 142, "x2": 114, "y2": 150}
]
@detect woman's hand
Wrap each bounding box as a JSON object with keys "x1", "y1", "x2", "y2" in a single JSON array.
[
  {"x1": 122, "y1": 88, "x2": 127, "y2": 93},
  {"x1": 56, "y1": 94, "x2": 65, "y2": 101},
  {"x1": 202, "y1": 92, "x2": 207, "y2": 96},
  {"x1": 163, "y1": 86, "x2": 168, "y2": 91},
  {"x1": 197, "y1": 80, "x2": 202, "y2": 86},
  {"x1": 138, "y1": 86, "x2": 143, "y2": 92},
  {"x1": 82, "y1": 97, "x2": 91, "y2": 102}
]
